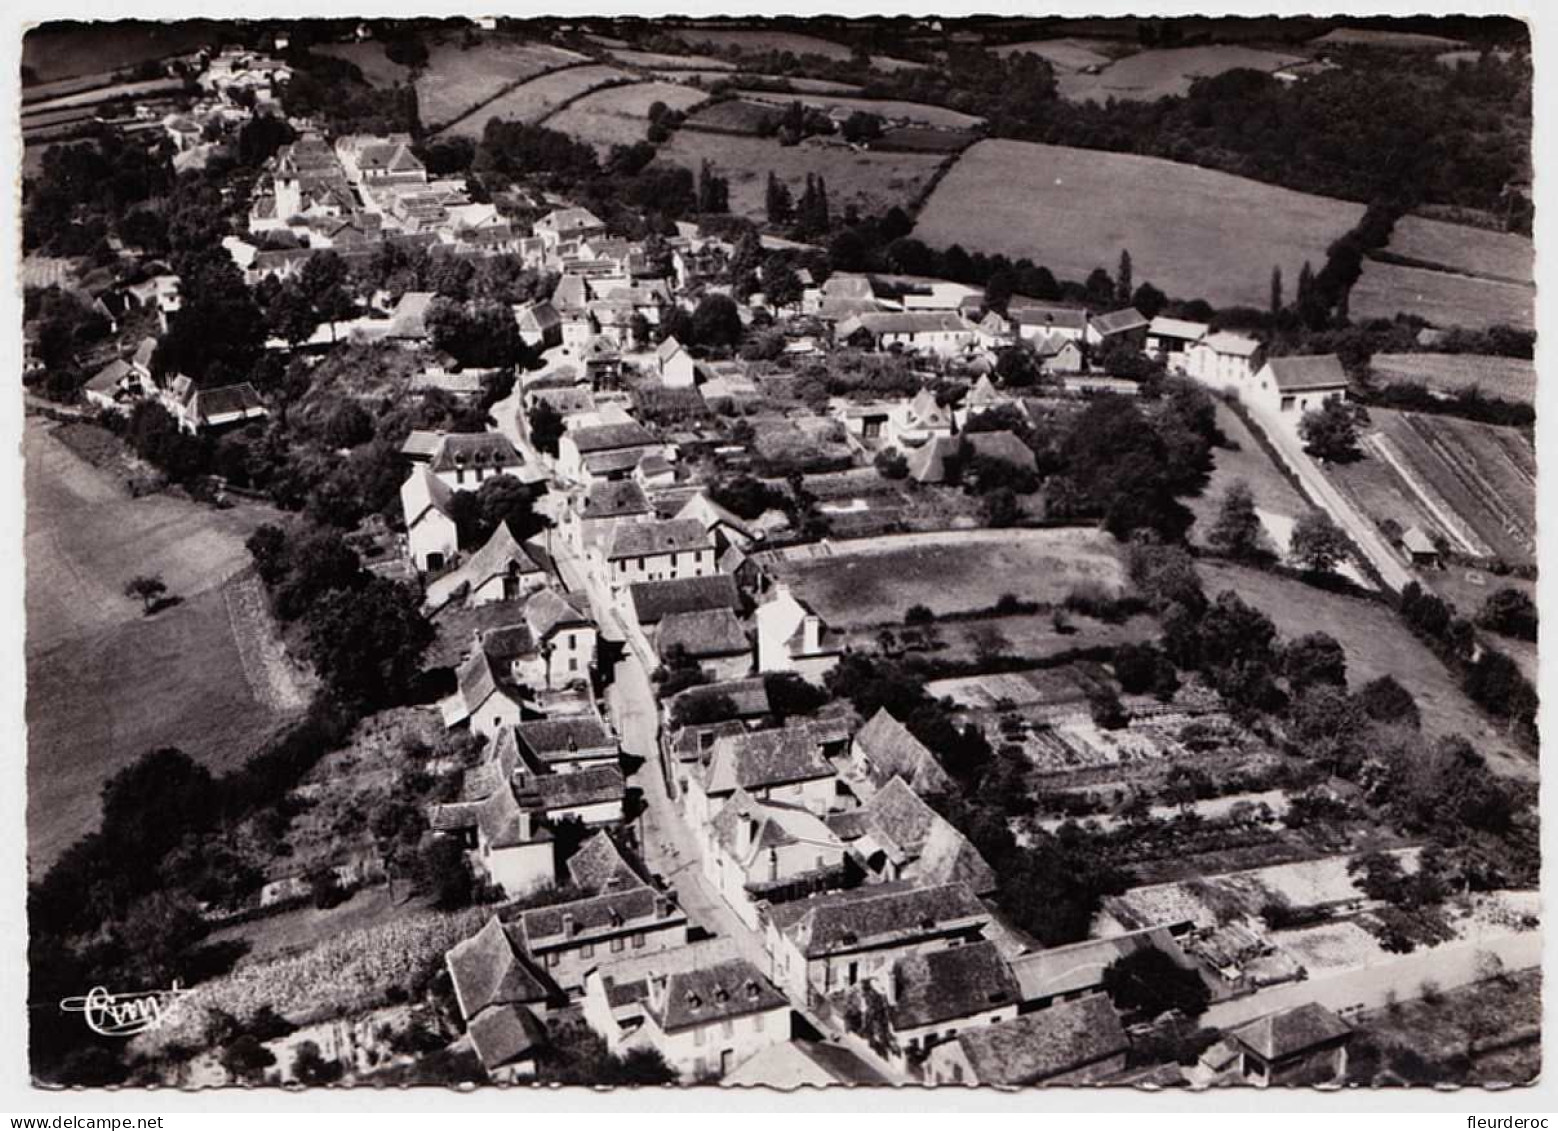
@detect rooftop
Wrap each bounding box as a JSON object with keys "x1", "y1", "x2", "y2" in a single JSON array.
[
  {"x1": 1266, "y1": 353, "x2": 1349, "y2": 392},
  {"x1": 951, "y1": 994, "x2": 1128, "y2": 1086},
  {"x1": 767, "y1": 880, "x2": 988, "y2": 959},
  {"x1": 629, "y1": 574, "x2": 742, "y2": 626},
  {"x1": 647, "y1": 959, "x2": 788, "y2": 1034},
  {"x1": 891, "y1": 940, "x2": 1020, "y2": 1030},
  {"x1": 656, "y1": 608, "x2": 750, "y2": 660}
]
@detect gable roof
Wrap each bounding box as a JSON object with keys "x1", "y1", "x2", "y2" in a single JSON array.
[
  {"x1": 527, "y1": 763, "x2": 625, "y2": 813},
  {"x1": 1148, "y1": 315, "x2": 1210, "y2": 343},
  {"x1": 656, "y1": 608, "x2": 750, "y2": 661},
  {"x1": 401, "y1": 465, "x2": 457, "y2": 528},
  {"x1": 565, "y1": 831, "x2": 642, "y2": 894},
  {"x1": 389, "y1": 290, "x2": 436, "y2": 339},
  {"x1": 1230, "y1": 1003, "x2": 1351, "y2": 1061},
  {"x1": 569, "y1": 421, "x2": 658, "y2": 454},
  {"x1": 854, "y1": 707, "x2": 954, "y2": 795},
  {"x1": 629, "y1": 574, "x2": 742, "y2": 626},
  {"x1": 430, "y1": 431, "x2": 523, "y2": 474},
  {"x1": 468, "y1": 1004, "x2": 547, "y2": 1073},
  {"x1": 703, "y1": 726, "x2": 832, "y2": 795},
  {"x1": 518, "y1": 884, "x2": 683, "y2": 949},
  {"x1": 1090, "y1": 307, "x2": 1148, "y2": 336},
  {"x1": 656, "y1": 336, "x2": 688, "y2": 364},
  {"x1": 523, "y1": 587, "x2": 592, "y2": 641},
  {"x1": 853, "y1": 778, "x2": 996, "y2": 894},
  {"x1": 604, "y1": 518, "x2": 713, "y2": 561},
  {"x1": 580, "y1": 479, "x2": 651, "y2": 520},
  {"x1": 891, "y1": 940, "x2": 1020, "y2": 1030},
  {"x1": 710, "y1": 789, "x2": 843, "y2": 871},
  {"x1": 666, "y1": 677, "x2": 771, "y2": 721},
  {"x1": 905, "y1": 436, "x2": 959, "y2": 484},
  {"x1": 1008, "y1": 303, "x2": 1088, "y2": 332},
  {"x1": 515, "y1": 715, "x2": 614, "y2": 760},
  {"x1": 443, "y1": 523, "x2": 542, "y2": 598},
  {"x1": 675, "y1": 492, "x2": 757, "y2": 540},
  {"x1": 966, "y1": 430, "x2": 1038, "y2": 472},
  {"x1": 446, "y1": 916, "x2": 550, "y2": 1021},
  {"x1": 1200, "y1": 330, "x2": 1262, "y2": 358},
  {"x1": 767, "y1": 881, "x2": 988, "y2": 959},
  {"x1": 1266, "y1": 353, "x2": 1349, "y2": 392},
  {"x1": 952, "y1": 994, "x2": 1127, "y2": 1086}
]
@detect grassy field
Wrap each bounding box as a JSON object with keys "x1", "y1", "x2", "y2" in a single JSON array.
[
  {"x1": 668, "y1": 27, "x2": 854, "y2": 59},
  {"x1": 25, "y1": 419, "x2": 299, "y2": 871},
  {"x1": 733, "y1": 90, "x2": 984, "y2": 129},
  {"x1": 23, "y1": 21, "x2": 219, "y2": 83},
  {"x1": 1310, "y1": 26, "x2": 1466, "y2": 50},
  {"x1": 1334, "y1": 408, "x2": 1535, "y2": 566},
  {"x1": 683, "y1": 97, "x2": 782, "y2": 134},
  {"x1": 1385, "y1": 216, "x2": 1533, "y2": 285},
  {"x1": 991, "y1": 37, "x2": 1113, "y2": 72},
  {"x1": 1188, "y1": 400, "x2": 1317, "y2": 548},
  {"x1": 654, "y1": 131, "x2": 946, "y2": 219},
  {"x1": 312, "y1": 41, "x2": 413, "y2": 88},
  {"x1": 415, "y1": 38, "x2": 589, "y2": 130},
  {"x1": 1369, "y1": 353, "x2": 1536, "y2": 404},
  {"x1": 1353, "y1": 260, "x2": 1534, "y2": 331},
  {"x1": 1057, "y1": 44, "x2": 1303, "y2": 102},
  {"x1": 1196, "y1": 562, "x2": 1532, "y2": 781},
  {"x1": 607, "y1": 48, "x2": 734, "y2": 70},
  {"x1": 546, "y1": 81, "x2": 709, "y2": 151},
  {"x1": 915, "y1": 140, "x2": 1363, "y2": 308},
  {"x1": 770, "y1": 528, "x2": 1125, "y2": 627},
  {"x1": 438, "y1": 63, "x2": 633, "y2": 136},
  {"x1": 847, "y1": 610, "x2": 1157, "y2": 668}
]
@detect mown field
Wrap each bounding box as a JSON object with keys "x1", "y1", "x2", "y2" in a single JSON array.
[
  {"x1": 1351, "y1": 260, "x2": 1535, "y2": 331},
  {"x1": 654, "y1": 130, "x2": 946, "y2": 219},
  {"x1": 991, "y1": 37, "x2": 1113, "y2": 72},
  {"x1": 1056, "y1": 44, "x2": 1303, "y2": 102},
  {"x1": 606, "y1": 48, "x2": 733, "y2": 70},
  {"x1": 1370, "y1": 353, "x2": 1536, "y2": 404},
  {"x1": 733, "y1": 89, "x2": 984, "y2": 129},
  {"x1": 414, "y1": 37, "x2": 589, "y2": 131},
  {"x1": 1384, "y1": 216, "x2": 1533, "y2": 284},
  {"x1": 25, "y1": 420, "x2": 299, "y2": 871},
  {"x1": 546, "y1": 81, "x2": 709, "y2": 151},
  {"x1": 1310, "y1": 26, "x2": 1467, "y2": 50},
  {"x1": 770, "y1": 528, "x2": 1125, "y2": 627},
  {"x1": 1336, "y1": 409, "x2": 1535, "y2": 566},
  {"x1": 914, "y1": 139, "x2": 1363, "y2": 308},
  {"x1": 683, "y1": 97, "x2": 779, "y2": 134},
  {"x1": 1196, "y1": 561, "x2": 1532, "y2": 782},
  {"x1": 437, "y1": 63, "x2": 633, "y2": 136}
]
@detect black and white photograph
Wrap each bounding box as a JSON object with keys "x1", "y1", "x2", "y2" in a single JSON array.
[{"x1": 10, "y1": 4, "x2": 1544, "y2": 1101}]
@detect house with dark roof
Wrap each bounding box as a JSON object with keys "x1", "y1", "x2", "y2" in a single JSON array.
[
  {"x1": 432, "y1": 766, "x2": 556, "y2": 894},
  {"x1": 885, "y1": 940, "x2": 1021, "y2": 1071},
  {"x1": 443, "y1": 646, "x2": 531, "y2": 741},
  {"x1": 426, "y1": 431, "x2": 529, "y2": 491},
  {"x1": 520, "y1": 763, "x2": 625, "y2": 827},
  {"x1": 557, "y1": 420, "x2": 667, "y2": 486},
  {"x1": 655, "y1": 608, "x2": 752, "y2": 682},
  {"x1": 424, "y1": 522, "x2": 551, "y2": 612},
  {"x1": 165, "y1": 377, "x2": 268, "y2": 435},
  {"x1": 702, "y1": 787, "x2": 852, "y2": 929},
  {"x1": 684, "y1": 725, "x2": 837, "y2": 831},
  {"x1": 514, "y1": 714, "x2": 619, "y2": 773},
  {"x1": 1252, "y1": 354, "x2": 1350, "y2": 421},
  {"x1": 601, "y1": 518, "x2": 715, "y2": 590},
  {"x1": 445, "y1": 917, "x2": 553, "y2": 1052},
  {"x1": 1085, "y1": 306, "x2": 1149, "y2": 349},
  {"x1": 400, "y1": 465, "x2": 459, "y2": 573},
  {"x1": 764, "y1": 881, "x2": 992, "y2": 1005},
  {"x1": 566, "y1": 830, "x2": 643, "y2": 894},
  {"x1": 515, "y1": 299, "x2": 563, "y2": 350},
  {"x1": 850, "y1": 707, "x2": 955, "y2": 797},
  {"x1": 635, "y1": 958, "x2": 791, "y2": 1079},
  {"x1": 924, "y1": 993, "x2": 1129, "y2": 1087},
  {"x1": 628, "y1": 574, "x2": 742, "y2": 631},
  {"x1": 661, "y1": 678, "x2": 772, "y2": 741},
  {"x1": 514, "y1": 883, "x2": 688, "y2": 994},
  {"x1": 568, "y1": 478, "x2": 654, "y2": 557},
  {"x1": 1225, "y1": 1003, "x2": 1352, "y2": 1087},
  {"x1": 1008, "y1": 925, "x2": 1183, "y2": 1011},
  {"x1": 469, "y1": 1003, "x2": 548, "y2": 1082},
  {"x1": 831, "y1": 778, "x2": 996, "y2": 895}
]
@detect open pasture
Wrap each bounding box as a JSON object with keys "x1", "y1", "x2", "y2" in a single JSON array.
[
  {"x1": 653, "y1": 131, "x2": 945, "y2": 219},
  {"x1": 1310, "y1": 26, "x2": 1467, "y2": 50},
  {"x1": 668, "y1": 27, "x2": 854, "y2": 60},
  {"x1": 414, "y1": 37, "x2": 589, "y2": 130},
  {"x1": 1384, "y1": 216, "x2": 1533, "y2": 285},
  {"x1": 313, "y1": 40, "x2": 413, "y2": 88},
  {"x1": 733, "y1": 90, "x2": 984, "y2": 129},
  {"x1": 438, "y1": 64, "x2": 633, "y2": 135},
  {"x1": 607, "y1": 48, "x2": 734, "y2": 70},
  {"x1": 768, "y1": 527, "x2": 1125, "y2": 627},
  {"x1": 1369, "y1": 353, "x2": 1536, "y2": 405},
  {"x1": 1351, "y1": 261, "x2": 1534, "y2": 331},
  {"x1": 25, "y1": 420, "x2": 299, "y2": 870},
  {"x1": 681, "y1": 97, "x2": 778, "y2": 134},
  {"x1": 991, "y1": 37, "x2": 1113, "y2": 72},
  {"x1": 1196, "y1": 562, "x2": 1532, "y2": 781},
  {"x1": 546, "y1": 81, "x2": 709, "y2": 150},
  {"x1": 1056, "y1": 44, "x2": 1303, "y2": 102},
  {"x1": 23, "y1": 21, "x2": 218, "y2": 83},
  {"x1": 914, "y1": 140, "x2": 1363, "y2": 308}
]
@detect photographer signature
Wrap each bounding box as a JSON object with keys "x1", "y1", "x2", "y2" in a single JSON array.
[{"x1": 59, "y1": 984, "x2": 192, "y2": 1037}]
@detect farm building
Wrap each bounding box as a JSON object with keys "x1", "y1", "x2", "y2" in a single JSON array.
[
  {"x1": 924, "y1": 993, "x2": 1129, "y2": 1087},
  {"x1": 1085, "y1": 307, "x2": 1149, "y2": 348},
  {"x1": 1009, "y1": 303, "x2": 1088, "y2": 344},
  {"x1": 836, "y1": 311, "x2": 979, "y2": 358},
  {"x1": 1219, "y1": 1003, "x2": 1352, "y2": 1087},
  {"x1": 1251, "y1": 354, "x2": 1349, "y2": 420},
  {"x1": 1146, "y1": 316, "x2": 1210, "y2": 366},
  {"x1": 1186, "y1": 330, "x2": 1263, "y2": 390},
  {"x1": 401, "y1": 466, "x2": 459, "y2": 573}
]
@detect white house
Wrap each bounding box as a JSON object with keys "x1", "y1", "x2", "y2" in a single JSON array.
[
  {"x1": 401, "y1": 466, "x2": 459, "y2": 573},
  {"x1": 755, "y1": 583, "x2": 841, "y2": 684},
  {"x1": 601, "y1": 519, "x2": 715, "y2": 590},
  {"x1": 654, "y1": 336, "x2": 698, "y2": 389},
  {"x1": 682, "y1": 727, "x2": 837, "y2": 832},
  {"x1": 703, "y1": 788, "x2": 850, "y2": 930},
  {"x1": 557, "y1": 421, "x2": 666, "y2": 486},
  {"x1": 627, "y1": 958, "x2": 791, "y2": 1080},
  {"x1": 426, "y1": 432, "x2": 531, "y2": 492},
  {"x1": 837, "y1": 312, "x2": 978, "y2": 358},
  {"x1": 1250, "y1": 354, "x2": 1350, "y2": 422},
  {"x1": 1008, "y1": 303, "x2": 1088, "y2": 344},
  {"x1": 1186, "y1": 330, "x2": 1264, "y2": 389},
  {"x1": 1146, "y1": 316, "x2": 1210, "y2": 369},
  {"x1": 534, "y1": 207, "x2": 606, "y2": 253},
  {"x1": 886, "y1": 388, "x2": 956, "y2": 450},
  {"x1": 424, "y1": 523, "x2": 550, "y2": 611},
  {"x1": 512, "y1": 884, "x2": 687, "y2": 995}
]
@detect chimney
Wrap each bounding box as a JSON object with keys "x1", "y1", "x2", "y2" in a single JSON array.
[
  {"x1": 655, "y1": 894, "x2": 673, "y2": 919},
  {"x1": 563, "y1": 911, "x2": 577, "y2": 938},
  {"x1": 516, "y1": 809, "x2": 532, "y2": 842},
  {"x1": 803, "y1": 614, "x2": 821, "y2": 654},
  {"x1": 735, "y1": 807, "x2": 756, "y2": 857}
]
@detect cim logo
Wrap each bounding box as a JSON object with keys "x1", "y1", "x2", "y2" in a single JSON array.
[{"x1": 58, "y1": 985, "x2": 193, "y2": 1038}]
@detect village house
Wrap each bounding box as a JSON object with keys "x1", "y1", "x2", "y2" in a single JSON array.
[
  {"x1": 400, "y1": 466, "x2": 459, "y2": 573},
  {"x1": 601, "y1": 518, "x2": 716, "y2": 590},
  {"x1": 754, "y1": 583, "x2": 842, "y2": 685},
  {"x1": 164, "y1": 377, "x2": 268, "y2": 435},
  {"x1": 519, "y1": 587, "x2": 598, "y2": 688},
  {"x1": 513, "y1": 884, "x2": 689, "y2": 994},
  {"x1": 702, "y1": 787, "x2": 852, "y2": 930},
  {"x1": 515, "y1": 300, "x2": 564, "y2": 351},
  {"x1": 1185, "y1": 329, "x2": 1264, "y2": 389},
  {"x1": 581, "y1": 334, "x2": 623, "y2": 386},
  {"x1": 566, "y1": 829, "x2": 643, "y2": 894},
  {"x1": 556, "y1": 421, "x2": 668, "y2": 486},
  {"x1": 887, "y1": 388, "x2": 957, "y2": 449},
  {"x1": 881, "y1": 940, "x2": 1021, "y2": 1072},
  {"x1": 674, "y1": 492, "x2": 759, "y2": 557},
  {"x1": 424, "y1": 523, "x2": 551, "y2": 611},
  {"x1": 1221, "y1": 1003, "x2": 1353, "y2": 1087},
  {"x1": 682, "y1": 725, "x2": 838, "y2": 831},
  {"x1": 421, "y1": 431, "x2": 531, "y2": 491},
  {"x1": 535, "y1": 207, "x2": 607, "y2": 253},
  {"x1": 445, "y1": 644, "x2": 531, "y2": 741},
  {"x1": 1031, "y1": 330, "x2": 1086, "y2": 375},
  {"x1": 924, "y1": 993, "x2": 1129, "y2": 1087},
  {"x1": 626, "y1": 958, "x2": 792, "y2": 1079},
  {"x1": 655, "y1": 608, "x2": 753, "y2": 681},
  {"x1": 1250, "y1": 354, "x2": 1351, "y2": 422},
  {"x1": 514, "y1": 714, "x2": 620, "y2": 774},
  {"x1": 827, "y1": 778, "x2": 996, "y2": 895},
  {"x1": 905, "y1": 430, "x2": 1037, "y2": 486},
  {"x1": 655, "y1": 336, "x2": 698, "y2": 388},
  {"x1": 1007, "y1": 925, "x2": 1183, "y2": 1012},
  {"x1": 566, "y1": 479, "x2": 654, "y2": 556},
  {"x1": 662, "y1": 678, "x2": 772, "y2": 737},
  {"x1": 519, "y1": 763, "x2": 626, "y2": 828},
  {"x1": 445, "y1": 916, "x2": 553, "y2": 1080},
  {"x1": 1009, "y1": 303, "x2": 1089, "y2": 345},
  {"x1": 1085, "y1": 306, "x2": 1150, "y2": 349},
  {"x1": 629, "y1": 574, "x2": 744, "y2": 636},
  {"x1": 849, "y1": 707, "x2": 956, "y2": 797},
  {"x1": 430, "y1": 735, "x2": 559, "y2": 898},
  {"x1": 1401, "y1": 524, "x2": 1441, "y2": 568},
  {"x1": 1146, "y1": 315, "x2": 1210, "y2": 369},
  {"x1": 764, "y1": 881, "x2": 992, "y2": 1005},
  {"x1": 837, "y1": 312, "x2": 979, "y2": 359}
]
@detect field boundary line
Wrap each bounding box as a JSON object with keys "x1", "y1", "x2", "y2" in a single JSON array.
[
  {"x1": 533, "y1": 76, "x2": 643, "y2": 126},
  {"x1": 427, "y1": 58, "x2": 596, "y2": 136},
  {"x1": 1365, "y1": 431, "x2": 1489, "y2": 556}
]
